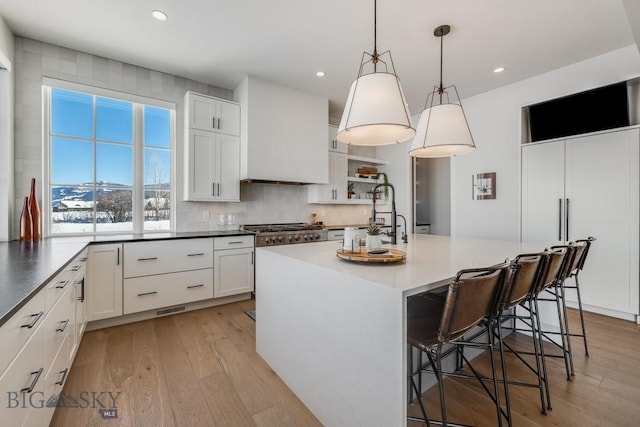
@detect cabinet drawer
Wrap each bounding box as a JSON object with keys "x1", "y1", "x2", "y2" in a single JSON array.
[
  {"x1": 42, "y1": 334, "x2": 72, "y2": 425},
  {"x1": 42, "y1": 285, "x2": 75, "y2": 371},
  {"x1": 123, "y1": 268, "x2": 214, "y2": 315},
  {"x1": 0, "y1": 291, "x2": 45, "y2": 374},
  {"x1": 327, "y1": 230, "x2": 345, "y2": 241},
  {"x1": 214, "y1": 235, "x2": 254, "y2": 250},
  {"x1": 415, "y1": 225, "x2": 430, "y2": 234},
  {"x1": 124, "y1": 238, "x2": 213, "y2": 278},
  {"x1": 0, "y1": 318, "x2": 46, "y2": 426}
]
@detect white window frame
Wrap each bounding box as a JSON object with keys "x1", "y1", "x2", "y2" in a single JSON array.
[{"x1": 42, "y1": 78, "x2": 176, "y2": 236}]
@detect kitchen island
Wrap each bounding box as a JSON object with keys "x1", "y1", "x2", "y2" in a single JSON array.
[{"x1": 255, "y1": 234, "x2": 542, "y2": 427}]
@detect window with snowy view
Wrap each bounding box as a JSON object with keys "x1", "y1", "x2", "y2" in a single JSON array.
[{"x1": 47, "y1": 86, "x2": 173, "y2": 235}]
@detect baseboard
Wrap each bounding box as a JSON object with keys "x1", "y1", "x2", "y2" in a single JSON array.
[
  {"x1": 565, "y1": 300, "x2": 638, "y2": 323},
  {"x1": 86, "y1": 293, "x2": 252, "y2": 331}
]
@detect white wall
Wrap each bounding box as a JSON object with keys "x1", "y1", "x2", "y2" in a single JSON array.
[
  {"x1": 452, "y1": 45, "x2": 640, "y2": 240},
  {"x1": 0, "y1": 16, "x2": 13, "y2": 241}
]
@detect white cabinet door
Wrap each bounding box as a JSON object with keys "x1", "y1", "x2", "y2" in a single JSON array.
[
  {"x1": 308, "y1": 152, "x2": 348, "y2": 202},
  {"x1": 185, "y1": 130, "x2": 240, "y2": 202},
  {"x1": 187, "y1": 92, "x2": 240, "y2": 136},
  {"x1": 332, "y1": 152, "x2": 348, "y2": 201},
  {"x1": 217, "y1": 134, "x2": 241, "y2": 201},
  {"x1": 87, "y1": 244, "x2": 123, "y2": 321},
  {"x1": 564, "y1": 129, "x2": 639, "y2": 314},
  {"x1": 521, "y1": 128, "x2": 639, "y2": 316},
  {"x1": 328, "y1": 125, "x2": 348, "y2": 153},
  {"x1": 187, "y1": 129, "x2": 217, "y2": 200},
  {"x1": 217, "y1": 101, "x2": 241, "y2": 136},
  {"x1": 214, "y1": 248, "x2": 255, "y2": 298},
  {"x1": 521, "y1": 141, "x2": 565, "y2": 245}
]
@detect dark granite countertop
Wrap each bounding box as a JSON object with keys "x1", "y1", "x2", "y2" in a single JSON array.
[{"x1": 0, "y1": 230, "x2": 254, "y2": 327}]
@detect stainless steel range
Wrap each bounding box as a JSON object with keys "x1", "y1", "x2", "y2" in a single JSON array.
[{"x1": 241, "y1": 223, "x2": 328, "y2": 247}]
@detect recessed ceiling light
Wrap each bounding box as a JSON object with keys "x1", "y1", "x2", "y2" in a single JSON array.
[
  {"x1": 493, "y1": 67, "x2": 505, "y2": 73},
  {"x1": 151, "y1": 10, "x2": 168, "y2": 21},
  {"x1": 316, "y1": 71, "x2": 326, "y2": 77}
]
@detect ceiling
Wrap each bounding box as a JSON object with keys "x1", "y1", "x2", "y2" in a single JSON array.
[{"x1": 0, "y1": 0, "x2": 637, "y2": 120}]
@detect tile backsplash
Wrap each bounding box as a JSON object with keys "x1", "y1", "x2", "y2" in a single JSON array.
[{"x1": 178, "y1": 182, "x2": 369, "y2": 231}]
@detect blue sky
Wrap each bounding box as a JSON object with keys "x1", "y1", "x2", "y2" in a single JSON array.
[{"x1": 50, "y1": 88, "x2": 171, "y2": 186}]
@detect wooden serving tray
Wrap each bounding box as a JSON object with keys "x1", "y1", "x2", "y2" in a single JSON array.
[{"x1": 336, "y1": 248, "x2": 406, "y2": 264}]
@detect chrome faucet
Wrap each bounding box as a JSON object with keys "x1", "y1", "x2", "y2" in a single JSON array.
[
  {"x1": 371, "y1": 182, "x2": 403, "y2": 245},
  {"x1": 396, "y1": 214, "x2": 408, "y2": 244}
]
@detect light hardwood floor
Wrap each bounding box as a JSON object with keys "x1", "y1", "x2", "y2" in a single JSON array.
[
  {"x1": 408, "y1": 309, "x2": 640, "y2": 426},
  {"x1": 52, "y1": 301, "x2": 640, "y2": 426},
  {"x1": 51, "y1": 299, "x2": 322, "y2": 427}
]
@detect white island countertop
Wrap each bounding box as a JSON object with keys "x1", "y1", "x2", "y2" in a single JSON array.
[
  {"x1": 260, "y1": 233, "x2": 544, "y2": 295},
  {"x1": 256, "y1": 234, "x2": 546, "y2": 427}
]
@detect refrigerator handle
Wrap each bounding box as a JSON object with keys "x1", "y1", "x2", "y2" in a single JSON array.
[
  {"x1": 558, "y1": 198, "x2": 562, "y2": 241},
  {"x1": 566, "y1": 198, "x2": 570, "y2": 242}
]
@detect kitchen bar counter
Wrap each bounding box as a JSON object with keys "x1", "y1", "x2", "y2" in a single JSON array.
[
  {"x1": 0, "y1": 230, "x2": 254, "y2": 327},
  {"x1": 256, "y1": 234, "x2": 542, "y2": 427}
]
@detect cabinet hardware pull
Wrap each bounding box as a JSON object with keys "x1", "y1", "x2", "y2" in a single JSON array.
[
  {"x1": 565, "y1": 198, "x2": 570, "y2": 242},
  {"x1": 21, "y1": 368, "x2": 43, "y2": 393},
  {"x1": 251, "y1": 251, "x2": 254, "y2": 265},
  {"x1": 187, "y1": 284, "x2": 205, "y2": 289},
  {"x1": 137, "y1": 291, "x2": 158, "y2": 297},
  {"x1": 55, "y1": 280, "x2": 68, "y2": 289},
  {"x1": 558, "y1": 198, "x2": 562, "y2": 241},
  {"x1": 137, "y1": 257, "x2": 158, "y2": 261},
  {"x1": 117, "y1": 247, "x2": 120, "y2": 266},
  {"x1": 213, "y1": 182, "x2": 216, "y2": 196},
  {"x1": 212, "y1": 116, "x2": 216, "y2": 129},
  {"x1": 218, "y1": 118, "x2": 221, "y2": 129},
  {"x1": 79, "y1": 257, "x2": 88, "y2": 262},
  {"x1": 55, "y1": 368, "x2": 69, "y2": 386},
  {"x1": 228, "y1": 241, "x2": 244, "y2": 244},
  {"x1": 187, "y1": 253, "x2": 205, "y2": 257},
  {"x1": 217, "y1": 183, "x2": 220, "y2": 196},
  {"x1": 70, "y1": 265, "x2": 81, "y2": 271},
  {"x1": 21, "y1": 311, "x2": 43, "y2": 329},
  {"x1": 78, "y1": 277, "x2": 85, "y2": 302},
  {"x1": 56, "y1": 319, "x2": 70, "y2": 333},
  {"x1": 335, "y1": 234, "x2": 344, "y2": 237}
]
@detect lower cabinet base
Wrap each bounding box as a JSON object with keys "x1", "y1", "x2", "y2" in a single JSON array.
[{"x1": 85, "y1": 293, "x2": 252, "y2": 331}]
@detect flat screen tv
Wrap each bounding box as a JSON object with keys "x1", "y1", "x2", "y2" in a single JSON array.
[{"x1": 528, "y1": 82, "x2": 630, "y2": 142}]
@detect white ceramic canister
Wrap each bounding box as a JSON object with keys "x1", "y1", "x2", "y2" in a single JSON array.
[{"x1": 342, "y1": 227, "x2": 360, "y2": 252}]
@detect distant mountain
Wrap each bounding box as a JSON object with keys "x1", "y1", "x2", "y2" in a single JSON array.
[{"x1": 52, "y1": 182, "x2": 169, "y2": 208}]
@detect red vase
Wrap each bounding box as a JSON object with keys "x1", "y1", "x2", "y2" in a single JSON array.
[
  {"x1": 28, "y1": 178, "x2": 41, "y2": 240},
  {"x1": 20, "y1": 196, "x2": 32, "y2": 241}
]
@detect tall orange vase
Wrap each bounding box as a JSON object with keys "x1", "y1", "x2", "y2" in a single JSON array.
[
  {"x1": 28, "y1": 178, "x2": 41, "y2": 240},
  {"x1": 19, "y1": 196, "x2": 32, "y2": 241}
]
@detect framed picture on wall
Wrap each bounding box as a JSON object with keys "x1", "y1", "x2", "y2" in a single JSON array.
[{"x1": 472, "y1": 172, "x2": 496, "y2": 200}]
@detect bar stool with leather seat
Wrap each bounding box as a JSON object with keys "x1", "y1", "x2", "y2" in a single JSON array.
[
  {"x1": 407, "y1": 261, "x2": 510, "y2": 427},
  {"x1": 493, "y1": 252, "x2": 550, "y2": 418},
  {"x1": 562, "y1": 237, "x2": 596, "y2": 357},
  {"x1": 534, "y1": 245, "x2": 575, "y2": 380}
]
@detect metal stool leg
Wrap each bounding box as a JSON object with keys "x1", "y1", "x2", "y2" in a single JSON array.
[
  {"x1": 533, "y1": 298, "x2": 552, "y2": 410},
  {"x1": 574, "y1": 274, "x2": 590, "y2": 356}
]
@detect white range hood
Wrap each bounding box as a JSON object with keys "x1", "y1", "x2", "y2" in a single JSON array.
[{"x1": 233, "y1": 76, "x2": 329, "y2": 184}]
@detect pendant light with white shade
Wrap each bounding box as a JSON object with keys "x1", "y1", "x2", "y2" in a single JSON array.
[
  {"x1": 337, "y1": 0, "x2": 415, "y2": 146},
  {"x1": 409, "y1": 25, "x2": 476, "y2": 158}
]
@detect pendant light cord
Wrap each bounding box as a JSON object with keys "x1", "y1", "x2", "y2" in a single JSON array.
[
  {"x1": 373, "y1": 0, "x2": 378, "y2": 71},
  {"x1": 438, "y1": 31, "x2": 444, "y2": 100}
]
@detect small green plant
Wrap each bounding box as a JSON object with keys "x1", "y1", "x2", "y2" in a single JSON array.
[{"x1": 367, "y1": 221, "x2": 381, "y2": 235}]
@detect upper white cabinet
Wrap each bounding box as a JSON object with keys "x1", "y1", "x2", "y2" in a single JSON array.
[
  {"x1": 328, "y1": 125, "x2": 348, "y2": 153},
  {"x1": 184, "y1": 92, "x2": 241, "y2": 202},
  {"x1": 234, "y1": 76, "x2": 328, "y2": 183},
  {"x1": 521, "y1": 127, "x2": 639, "y2": 316},
  {"x1": 308, "y1": 152, "x2": 348, "y2": 202},
  {"x1": 186, "y1": 91, "x2": 240, "y2": 136}
]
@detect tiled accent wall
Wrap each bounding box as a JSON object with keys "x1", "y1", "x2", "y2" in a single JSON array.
[{"x1": 12, "y1": 37, "x2": 366, "y2": 237}]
